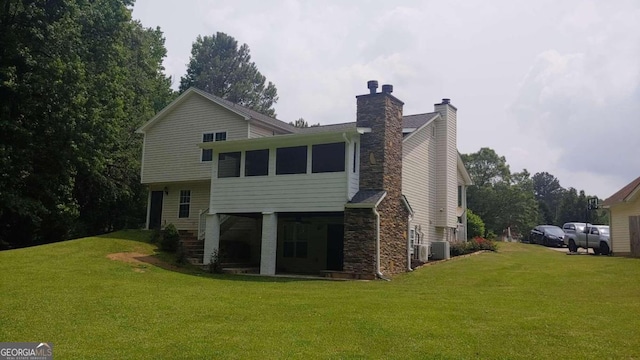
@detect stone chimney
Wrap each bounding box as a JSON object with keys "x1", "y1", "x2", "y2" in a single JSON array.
[
  {"x1": 356, "y1": 81, "x2": 404, "y2": 195},
  {"x1": 343, "y1": 81, "x2": 409, "y2": 277}
]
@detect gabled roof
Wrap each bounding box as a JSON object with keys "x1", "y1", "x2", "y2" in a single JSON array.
[
  {"x1": 136, "y1": 87, "x2": 298, "y2": 134},
  {"x1": 344, "y1": 190, "x2": 414, "y2": 215},
  {"x1": 602, "y1": 175, "x2": 640, "y2": 207}
]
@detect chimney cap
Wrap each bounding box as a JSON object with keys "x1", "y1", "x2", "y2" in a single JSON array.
[
  {"x1": 441, "y1": 98, "x2": 451, "y2": 104},
  {"x1": 367, "y1": 80, "x2": 378, "y2": 94},
  {"x1": 381, "y1": 84, "x2": 393, "y2": 94}
]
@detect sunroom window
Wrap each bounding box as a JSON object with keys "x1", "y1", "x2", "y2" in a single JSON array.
[{"x1": 312, "y1": 142, "x2": 345, "y2": 173}]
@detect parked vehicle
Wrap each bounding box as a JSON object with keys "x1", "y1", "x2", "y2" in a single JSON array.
[
  {"x1": 562, "y1": 222, "x2": 611, "y2": 255},
  {"x1": 529, "y1": 225, "x2": 565, "y2": 247}
]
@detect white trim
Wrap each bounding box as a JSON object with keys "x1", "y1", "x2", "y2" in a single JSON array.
[
  {"x1": 306, "y1": 144, "x2": 312, "y2": 174},
  {"x1": 200, "y1": 128, "x2": 361, "y2": 152},
  {"x1": 178, "y1": 189, "x2": 191, "y2": 218}
]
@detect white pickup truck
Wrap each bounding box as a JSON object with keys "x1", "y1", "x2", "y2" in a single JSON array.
[{"x1": 562, "y1": 222, "x2": 611, "y2": 255}]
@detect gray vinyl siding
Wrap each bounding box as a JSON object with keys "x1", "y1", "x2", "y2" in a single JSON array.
[
  {"x1": 141, "y1": 94, "x2": 248, "y2": 184},
  {"x1": 210, "y1": 172, "x2": 347, "y2": 213},
  {"x1": 403, "y1": 125, "x2": 438, "y2": 245},
  {"x1": 149, "y1": 181, "x2": 210, "y2": 231}
]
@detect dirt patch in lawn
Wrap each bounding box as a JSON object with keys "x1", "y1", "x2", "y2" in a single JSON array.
[{"x1": 107, "y1": 252, "x2": 181, "y2": 272}]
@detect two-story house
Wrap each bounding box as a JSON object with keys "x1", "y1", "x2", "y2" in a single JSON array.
[{"x1": 137, "y1": 81, "x2": 472, "y2": 279}]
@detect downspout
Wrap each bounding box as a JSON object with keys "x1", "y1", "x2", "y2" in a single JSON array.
[
  {"x1": 373, "y1": 207, "x2": 390, "y2": 281},
  {"x1": 407, "y1": 214, "x2": 414, "y2": 271}
]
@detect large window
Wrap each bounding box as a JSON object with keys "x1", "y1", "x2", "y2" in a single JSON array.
[
  {"x1": 245, "y1": 149, "x2": 269, "y2": 176},
  {"x1": 218, "y1": 152, "x2": 241, "y2": 178},
  {"x1": 201, "y1": 131, "x2": 227, "y2": 162},
  {"x1": 312, "y1": 142, "x2": 345, "y2": 173},
  {"x1": 282, "y1": 223, "x2": 308, "y2": 258},
  {"x1": 276, "y1": 146, "x2": 307, "y2": 175},
  {"x1": 178, "y1": 190, "x2": 190, "y2": 218}
]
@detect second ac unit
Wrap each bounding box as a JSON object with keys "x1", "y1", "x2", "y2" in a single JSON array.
[{"x1": 417, "y1": 244, "x2": 430, "y2": 262}]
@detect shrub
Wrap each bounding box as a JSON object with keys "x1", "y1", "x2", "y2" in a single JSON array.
[
  {"x1": 469, "y1": 236, "x2": 497, "y2": 252},
  {"x1": 466, "y1": 209, "x2": 485, "y2": 239},
  {"x1": 450, "y1": 241, "x2": 467, "y2": 257},
  {"x1": 449, "y1": 237, "x2": 497, "y2": 257},
  {"x1": 160, "y1": 224, "x2": 180, "y2": 252}
]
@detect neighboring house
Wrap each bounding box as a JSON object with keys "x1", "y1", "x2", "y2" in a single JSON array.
[
  {"x1": 602, "y1": 176, "x2": 640, "y2": 257},
  {"x1": 137, "y1": 81, "x2": 472, "y2": 278}
]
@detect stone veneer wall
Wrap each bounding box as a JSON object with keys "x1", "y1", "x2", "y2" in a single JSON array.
[
  {"x1": 343, "y1": 208, "x2": 376, "y2": 275},
  {"x1": 343, "y1": 89, "x2": 409, "y2": 277},
  {"x1": 378, "y1": 197, "x2": 409, "y2": 275}
]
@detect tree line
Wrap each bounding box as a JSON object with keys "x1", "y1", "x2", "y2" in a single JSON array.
[
  {"x1": 462, "y1": 148, "x2": 608, "y2": 239},
  {"x1": 0, "y1": 1, "x2": 605, "y2": 248},
  {"x1": 1, "y1": 1, "x2": 279, "y2": 249}
]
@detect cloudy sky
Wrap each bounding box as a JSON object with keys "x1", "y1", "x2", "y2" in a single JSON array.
[{"x1": 132, "y1": 0, "x2": 639, "y2": 199}]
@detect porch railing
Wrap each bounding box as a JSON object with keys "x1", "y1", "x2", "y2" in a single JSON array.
[{"x1": 198, "y1": 208, "x2": 209, "y2": 240}]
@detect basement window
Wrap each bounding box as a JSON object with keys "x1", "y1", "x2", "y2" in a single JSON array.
[
  {"x1": 276, "y1": 146, "x2": 307, "y2": 175},
  {"x1": 312, "y1": 142, "x2": 345, "y2": 173},
  {"x1": 218, "y1": 152, "x2": 241, "y2": 178},
  {"x1": 245, "y1": 149, "x2": 269, "y2": 176},
  {"x1": 178, "y1": 190, "x2": 190, "y2": 218}
]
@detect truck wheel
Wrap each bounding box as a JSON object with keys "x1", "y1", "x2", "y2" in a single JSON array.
[
  {"x1": 600, "y1": 242, "x2": 610, "y2": 256},
  {"x1": 568, "y1": 240, "x2": 577, "y2": 253}
]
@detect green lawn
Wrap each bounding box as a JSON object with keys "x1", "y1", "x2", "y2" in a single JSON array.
[{"x1": 1, "y1": 231, "x2": 639, "y2": 359}]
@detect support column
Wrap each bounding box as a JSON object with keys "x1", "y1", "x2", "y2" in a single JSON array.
[
  {"x1": 260, "y1": 212, "x2": 277, "y2": 275},
  {"x1": 203, "y1": 213, "x2": 220, "y2": 265}
]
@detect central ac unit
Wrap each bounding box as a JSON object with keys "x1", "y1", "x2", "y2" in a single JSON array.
[
  {"x1": 431, "y1": 241, "x2": 450, "y2": 260},
  {"x1": 417, "y1": 244, "x2": 430, "y2": 262}
]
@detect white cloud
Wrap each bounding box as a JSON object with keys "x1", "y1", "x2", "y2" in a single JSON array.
[{"x1": 133, "y1": 0, "x2": 640, "y2": 198}]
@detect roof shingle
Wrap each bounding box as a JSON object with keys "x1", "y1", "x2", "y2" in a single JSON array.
[{"x1": 602, "y1": 175, "x2": 640, "y2": 207}]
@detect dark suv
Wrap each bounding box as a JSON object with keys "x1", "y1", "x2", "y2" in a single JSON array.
[{"x1": 529, "y1": 225, "x2": 565, "y2": 247}]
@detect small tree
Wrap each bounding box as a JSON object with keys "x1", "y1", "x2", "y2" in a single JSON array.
[{"x1": 467, "y1": 209, "x2": 486, "y2": 239}]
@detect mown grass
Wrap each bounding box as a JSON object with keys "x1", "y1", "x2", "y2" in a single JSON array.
[{"x1": 1, "y1": 231, "x2": 639, "y2": 359}]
